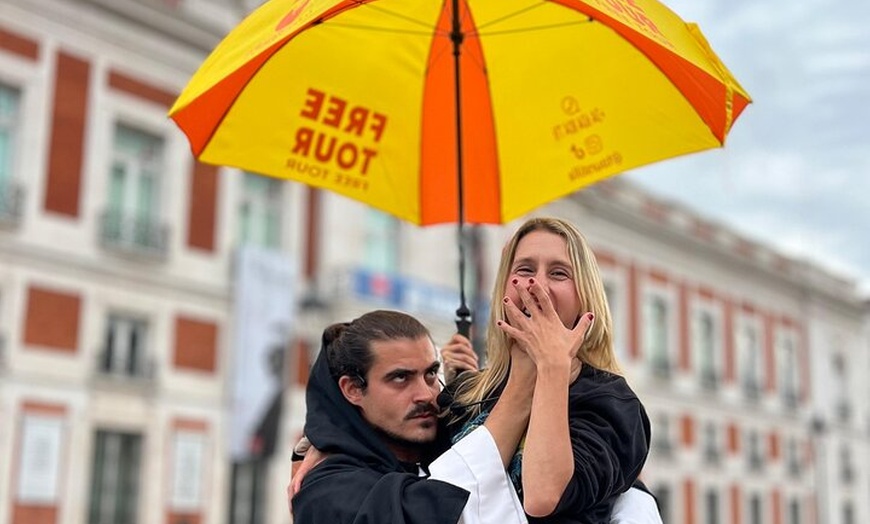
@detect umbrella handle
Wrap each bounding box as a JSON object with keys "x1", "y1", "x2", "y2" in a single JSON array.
[{"x1": 455, "y1": 306, "x2": 472, "y2": 338}]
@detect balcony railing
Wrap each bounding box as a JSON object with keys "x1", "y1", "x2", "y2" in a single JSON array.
[
  {"x1": 0, "y1": 181, "x2": 24, "y2": 225},
  {"x1": 703, "y1": 446, "x2": 721, "y2": 466},
  {"x1": 700, "y1": 368, "x2": 720, "y2": 391},
  {"x1": 93, "y1": 349, "x2": 157, "y2": 391},
  {"x1": 99, "y1": 209, "x2": 169, "y2": 257},
  {"x1": 747, "y1": 453, "x2": 764, "y2": 472},
  {"x1": 782, "y1": 390, "x2": 799, "y2": 410},
  {"x1": 787, "y1": 459, "x2": 801, "y2": 478},
  {"x1": 836, "y1": 401, "x2": 852, "y2": 422},
  {"x1": 743, "y1": 379, "x2": 761, "y2": 402},
  {"x1": 651, "y1": 355, "x2": 672, "y2": 379},
  {"x1": 652, "y1": 437, "x2": 674, "y2": 458}
]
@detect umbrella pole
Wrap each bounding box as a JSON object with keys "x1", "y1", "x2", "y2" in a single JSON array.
[{"x1": 451, "y1": 0, "x2": 472, "y2": 339}]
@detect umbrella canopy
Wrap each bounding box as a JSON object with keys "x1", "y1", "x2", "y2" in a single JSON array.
[{"x1": 170, "y1": 0, "x2": 751, "y2": 331}]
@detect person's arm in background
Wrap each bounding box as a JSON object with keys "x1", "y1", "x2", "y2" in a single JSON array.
[{"x1": 440, "y1": 333, "x2": 479, "y2": 383}]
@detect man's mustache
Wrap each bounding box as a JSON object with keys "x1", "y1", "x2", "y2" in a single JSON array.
[{"x1": 405, "y1": 403, "x2": 439, "y2": 419}]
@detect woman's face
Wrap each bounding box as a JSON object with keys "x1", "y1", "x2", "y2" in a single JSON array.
[{"x1": 504, "y1": 230, "x2": 582, "y2": 329}]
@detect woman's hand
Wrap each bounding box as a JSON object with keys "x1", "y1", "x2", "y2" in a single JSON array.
[
  {"x1": 498, "y1": 278, "x2": 593, "y2": 372},
  {"x1": 440, "y1": 333, "x2": 479, "y2": 383}
]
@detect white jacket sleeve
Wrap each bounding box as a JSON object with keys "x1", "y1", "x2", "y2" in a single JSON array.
[
  {"x1": 427, "y1": 426, "x2": 527, "y2": 524},
  {"x1": 610, "y1": 487, "x2": 664, "y2": 524}
]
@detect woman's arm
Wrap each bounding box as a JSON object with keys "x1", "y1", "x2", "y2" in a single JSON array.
[{"x1": 499, "y1": 279, "x2": 594, "y2": 517}]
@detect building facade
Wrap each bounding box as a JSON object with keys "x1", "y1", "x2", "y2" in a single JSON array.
[{"x1": 0, "y1": 1, "x2": 868, "y2": 524}]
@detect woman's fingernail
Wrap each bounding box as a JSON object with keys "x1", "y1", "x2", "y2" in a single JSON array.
[
  {"x1": 496, "y1": 320, "x2": 503, "y2": 326},
  {"x1": 504, "y1": 297, "x2": 510, "y2": 303},
  {"x1": 529, "y1": 278, "x2": 535, "y2": 285},
  {"x1": 588, "y1": 313, "x2": 595, "y2": 322},
  {"x1": 512, "y1": 278, "x2": 518, "y2": 285}
]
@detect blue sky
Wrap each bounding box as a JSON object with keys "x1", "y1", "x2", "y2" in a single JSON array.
[{"x1": 624, "y1": 0, "x2": 870, "y2": 295}]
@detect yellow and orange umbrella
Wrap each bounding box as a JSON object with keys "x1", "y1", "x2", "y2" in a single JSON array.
[{"x1": 170, "y1": 0, "x2": 750, "y2": 331}]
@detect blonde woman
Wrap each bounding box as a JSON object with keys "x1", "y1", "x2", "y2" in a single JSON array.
[{"x1": 442, "y1": 217, "x2": 650, "y2": 524}]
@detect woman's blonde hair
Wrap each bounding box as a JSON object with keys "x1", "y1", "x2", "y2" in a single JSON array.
[{"x1": 452, "y1": 217, "x2": 620, "y2": 415}]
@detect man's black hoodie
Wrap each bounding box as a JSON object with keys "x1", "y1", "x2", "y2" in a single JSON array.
[{"x1": 291, "y1": 341, "x2": 469, "y2": 524}]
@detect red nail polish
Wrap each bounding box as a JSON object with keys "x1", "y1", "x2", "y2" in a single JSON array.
[
  {"x1": 512, "y1": 278, "x2": 518, "y2": 285},
  {"x1": 503, "y1": 297, "x2": 509, "y2": 303},
  {"x1": 588, "y1": 313, "x2": 595, "y2": 322},
  {"x1": 529, "y1": 278, "x2": 535, "y2": 285},
  {"x1": 496, "y1": 320, "x2": 503, "y2": 326}
]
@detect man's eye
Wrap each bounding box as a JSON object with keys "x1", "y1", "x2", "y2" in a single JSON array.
[{"x1": 391, "y1": 374, "x2": 408, "y2": 383}]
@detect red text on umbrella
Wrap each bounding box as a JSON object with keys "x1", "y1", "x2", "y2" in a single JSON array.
[{"x1": 292, "y1": 88, "x2": 388, "y2": 176}]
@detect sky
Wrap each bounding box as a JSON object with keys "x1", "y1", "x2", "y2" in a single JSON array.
[{"x1": 623, "y1": 0, "x2": 870, "y2": 296}]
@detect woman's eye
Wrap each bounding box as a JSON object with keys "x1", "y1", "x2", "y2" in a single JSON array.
[{"x1": 515, "y1": 267, "x2": 533, "y2": 275}]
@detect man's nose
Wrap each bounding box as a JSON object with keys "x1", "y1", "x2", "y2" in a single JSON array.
[{"x1": 411, "y1": 377, "x2": 437, "y2": 402}]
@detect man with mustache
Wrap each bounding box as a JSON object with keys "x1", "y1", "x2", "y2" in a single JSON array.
[{"x1": 291, "y1": 310, "x2": 662, "y2": 524}]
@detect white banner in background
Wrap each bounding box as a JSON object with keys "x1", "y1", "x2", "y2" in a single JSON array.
[
  {"x1": 17, "y1": 415, "x2": 63, "y2": 503},
  {"x1": 231, "y1": 247, "x2": 296, "y2": 460}
]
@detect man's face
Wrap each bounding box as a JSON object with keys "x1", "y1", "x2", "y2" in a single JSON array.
[{"x1": 341, "y1": 336, "x2": 441, "y2": 461}]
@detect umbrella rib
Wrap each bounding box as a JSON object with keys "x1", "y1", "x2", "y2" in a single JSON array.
[
  {"x1": 472, "y1": 1, "x2": 549, "y2": 32},
  {"x1": 349, "y1": 0, "x2": 443, "y2": 31},
  {"x1": 325, "y1": 21, "x2": 439, "y2": 36},
  {"x1": 476, "y1": 19, "x2": 593, "y2": 37}
]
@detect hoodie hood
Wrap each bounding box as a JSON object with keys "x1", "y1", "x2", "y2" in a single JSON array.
[{"x1": 303, "y1": 338, "x2": 403, "y2": 473}]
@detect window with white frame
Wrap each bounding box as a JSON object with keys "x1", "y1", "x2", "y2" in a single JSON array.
[
  {"x1": 777, "y1": 331, "x2": 800, "y2": 407},
  {"x1": 364, "y1": 209, "x2": 399, "y2": 274},
  {"x1": 238, "y1": 172, "x2": 282, "y2": 248},
  {"x1": 738, "y1": 320, "x2": 762, "y2": 398},
  {"x1": 786, "y1": 437, "x2": 801, "y2": 476},
  {"x1": 644, "y1": 293, "x2": 671, "y2": 375},
  {"x1": 652, "y1": 412, "x2": 674, "y2": 457},
  {"x1": 839, "y1": 444, "x2": 854, "y2": 484},
  {"x1": 842, "y1": 503, "x2": 855, "y2": 524},
  {"x1": 831, "y1": 352, "x2": 850, "y2": 421},
  {"x1": 746, "y1": 430, "x2": 764, "y2": 471},
  {"x1": 787, "y1": 498, "x2": 801, "y2": 524},
  {"x1": 704, "y1": 488, "x2": 721, "y2": 524},
  {"x1": 101, "y1": 313, "x2": 150, "y2": 378},
  {"x1": 105, "y1": 124, "x2": 165, "y2": 250},
  {"x1": 0, "y1": 83, "x2": 22, "y2": 219},
  {"x1": 652, "y1": 484, "x2": 672, "y2": 524},
  {"x1": 694, "y1": 306, "x2": 721, "y2": 388},
  {"x1": 603, "y1": 276, "x2": 627, "y2": 365},
  {"x1": 88, "y1": 430, "x2": 142, "y2": 524},
  {"x1": 702, "y1": 421, "x2": 721, "y2": 464},
  {"x1": 748, "y1": 493, "x2": 763, "y2": 524}
]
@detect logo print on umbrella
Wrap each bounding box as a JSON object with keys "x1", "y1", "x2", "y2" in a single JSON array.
[{"x1": 286, "y1": 88, "x2": 389, "y2": 193}]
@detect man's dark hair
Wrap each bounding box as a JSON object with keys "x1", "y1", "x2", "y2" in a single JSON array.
[{"x1": 322, "y1": 310, "x2": 431, "y2": 391}]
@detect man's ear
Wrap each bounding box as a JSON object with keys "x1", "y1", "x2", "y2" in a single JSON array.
[{"x1": 338, "y1": 375, "x2": 365, "y2": 406}]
